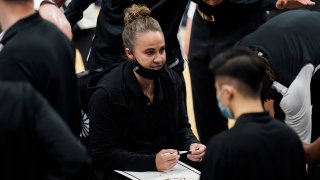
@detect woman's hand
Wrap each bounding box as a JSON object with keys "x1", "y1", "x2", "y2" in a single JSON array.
[
  {"x1": 187, "y1": 143, "x2": 206, "y2": 162},
  {"x1": 156, "y1": 149, "x2": 180, "y2": 171}
]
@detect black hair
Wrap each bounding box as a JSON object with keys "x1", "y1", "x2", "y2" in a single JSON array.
[{"x1": 209, "y1": 47, "x2": 266, "y2": 99}]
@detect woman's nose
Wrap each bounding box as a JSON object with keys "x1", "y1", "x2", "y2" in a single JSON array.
[{"x1": 154, "y1": 53, "x2": 165, "y2": 64}]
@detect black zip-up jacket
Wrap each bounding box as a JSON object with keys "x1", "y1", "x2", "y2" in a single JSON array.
[{"x1": 88, "y1": 61, "x2": 199, "y2": 177}]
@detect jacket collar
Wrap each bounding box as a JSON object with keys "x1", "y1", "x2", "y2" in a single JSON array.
[
  {"x1": 0, "y1": 12, "x2": 40, "y2": 45},
  {"x1": 235, "y1": 112, "x2": 271, "y2": 127},
  {"x1": 124, "y1": 62, "x2": 164, "y2": 103}
]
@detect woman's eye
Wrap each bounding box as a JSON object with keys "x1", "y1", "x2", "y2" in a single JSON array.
[
  {"x1": 146, "y1": 51, "x2": 154, "y2": 55},
  {"x1": 160, "y1": 49, "x2": 165, "y2": 54}
]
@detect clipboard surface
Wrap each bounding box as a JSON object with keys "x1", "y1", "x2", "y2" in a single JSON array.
[{"x1": 115, "y1": 161, "x2": 200, "y2": 180}]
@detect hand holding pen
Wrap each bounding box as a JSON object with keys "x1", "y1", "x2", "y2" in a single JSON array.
[
  {"x1": 156, "y1": 149, "x2": 180, "y2": 171},
  {"x1": 187, "y1": 143, "x2": 206, "y2": 162}
]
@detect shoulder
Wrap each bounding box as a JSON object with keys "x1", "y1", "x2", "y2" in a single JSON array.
[
  {"x1": 89, "y1": 63, "x2": 128, "y2": 105},
  {"x1": 0, "y1": 82, "x2": 29, "y2": 101},
  {"x1": 161, "y1": 65, "x2": 181, "y2": 85},
  {"x1": 89, "y1": 63, "x2": 126, "y2": 90},
  {"x1": 203, "y1": 131, "x2": 235, "y2": 165},
  {"x1": 3, "y1": 21, "x2": 72, "y2": 56},
  {"x1": 206, "y1": 130, "x2": 234, "y2": 151}
]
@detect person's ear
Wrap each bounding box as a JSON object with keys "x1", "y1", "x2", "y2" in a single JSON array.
[
  {"x1": 221, "y1": 85, "x2": 233, "y2": 100},
  {"x1": 125, "y1": 48, "x2": 134, "y2": 61}
]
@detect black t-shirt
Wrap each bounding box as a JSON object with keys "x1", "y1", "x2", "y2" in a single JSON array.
[
  {"x1": 200, "y1": 112, "x2": 306, "y2": 180},
  {"x1": 237, "y1": 9, "x2": 320, "y2": 87}
]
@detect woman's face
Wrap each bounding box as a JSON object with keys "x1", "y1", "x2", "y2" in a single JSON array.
[{"x1": 127, "y1": 31, "x2": 166, "y2": 70}]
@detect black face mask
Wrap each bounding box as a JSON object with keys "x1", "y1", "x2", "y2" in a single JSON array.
[{"x1": 131, "y1": 60, "x2": 163, "y2": 79}]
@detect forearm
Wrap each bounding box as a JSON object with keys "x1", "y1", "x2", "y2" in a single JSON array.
[
  {"x1": 89, "y1": 91, "x2": 157, "y2": 172},
  {"x1": 90, "y1": 144, "x2": 157, "y2": 171},
  {"x1": 305, "y1": 137, "x2": 320, "y2": 163},
  {"x1": 90, "y1": 116, "x2": 157, "y2": 171},
  {"x1": 192, "y1": 0, "x2": 276, "y2": 14},
  {"x1": 64, "y1": 0, "x2": 95, "y2": 26},
  {"x1": 225, "y1": 0, "x2": 276, "y2": 10},
  {"x1": 312, "y1": 138, "x2": 320, "y2": 162}
]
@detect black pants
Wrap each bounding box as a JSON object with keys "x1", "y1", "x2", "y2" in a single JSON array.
[
  {"x1": 73, "y1": 28, "x2": 96, "y2": 70},
  {"x1": 188, "y1": 10, "x2": 267, "y2": 145}
]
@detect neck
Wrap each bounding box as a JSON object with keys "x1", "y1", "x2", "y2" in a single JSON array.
[
  {"x1": 0, "y1": 2, "x2": 35, "y2": 32},
  {"x1": 134, "y1": 71, "x2": 154, "y2": 94},
  {"x1": 231, "y1": 96, "x2": 264, "y2": 119}
]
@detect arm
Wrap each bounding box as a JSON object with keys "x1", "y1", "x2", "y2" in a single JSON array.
[
  {"x1": 276, "y1": 0, "x2": 315, "y2": 9},
  {"x1": 64, "y1": 0, "x2": 96, "y2": 26},
  {"x1": 303, "y1": 138, "x2": 320, "y2": 164},
  {"x1": 192, "y1": 0, "x2": 315, "y2": 13},
  {"x1": 191, "y1": 0, "x2": 277, "y2": 11},
  {"x1": 25, "y1": 83, "x2": 89, "y2": 179},
  {"x1": 225, "y1": 0, "x2": 315, "y2": 9},
  {"x1": 39, "y1": 0, "x2": 95, "y2": 39},
  {"x1": 89, "y1": 89, "x2": 157, "y2": 171},
  {"x1": 39, "y1": 1, "x2": 73, "y2": 40}
]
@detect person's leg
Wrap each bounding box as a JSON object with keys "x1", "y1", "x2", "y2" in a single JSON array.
[
  {"x1": 189, "y1": 59, "x2": 227, "y2": 145},
  {"x1": 188, "y1": 12, "x2": 227, "y2": 145},
  {"x1": 278, "y1": 63, "x2": 314, "y2": 142},
  {"x1": 73, "y1": 28, "x2": 96, "y2": 70}
]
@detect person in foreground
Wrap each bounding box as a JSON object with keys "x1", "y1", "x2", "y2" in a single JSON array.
[
  {"x1": 88, "y1": 5, "x2": 205, "y2": 180},
  {"x1": 0, "y1": 0, "x2": 82, "y2": 136},
  {"x1": 0, "y1": 82, "x2": 89, "y2": 180},
  {"x1": 200, "y1": 47, "x2": 306, "y2": 180}
]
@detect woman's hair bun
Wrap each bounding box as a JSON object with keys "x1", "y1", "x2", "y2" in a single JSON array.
[{"x1": 124, "y1": 4, "x2": 151, "y2": 25}]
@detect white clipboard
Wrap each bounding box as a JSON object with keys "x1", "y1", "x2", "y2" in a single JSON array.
[{"x1": 115, "y1": 161, "x2": 200, "y2": 180}]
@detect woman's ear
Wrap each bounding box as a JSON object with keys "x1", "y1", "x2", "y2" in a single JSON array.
[{"x1": 125, "y1": 48, "x2": 134, "y2": 61}]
